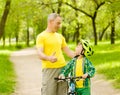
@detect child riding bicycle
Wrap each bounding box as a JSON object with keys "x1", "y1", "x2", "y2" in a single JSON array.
[{"x1": 58, "y1": 39, "x2": 95, "y2": 95}]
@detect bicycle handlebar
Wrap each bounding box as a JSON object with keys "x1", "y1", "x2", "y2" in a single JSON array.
[{"x1": 54, "y1": 76, "x2": 82, "y2": 81}]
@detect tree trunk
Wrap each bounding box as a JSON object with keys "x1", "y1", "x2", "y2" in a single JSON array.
[
  {"x1": 0, "y1": 0, "x2": 11, "y2": 39},
  {"x1": 26, "y1": 27, "x2": 29, "y2": 46},
  {"x1": 9, "y1": 35, "x2": 11, "y2": 46},
  {"x1": 72, "y1": 23, "x2": 80, "y2": 44},
  {"x1": 15, "y1": 32, "x2": 19, "y2": 46},
  {"x1": 2, "y1": 34, "x2": 5, "y2": 47},
  {"x1": 66, "y1": 33, "x2": 70, "y2": 42},
  {"x1": 62, "y1": 26, "x2": 66, "y2": 38},
  {"x1": 111, "y1": 12, "x2": 115, "y2": 44},
  {"x1": 99, "y1": 23, "x2": 110, "y2": 41},
  {"x1": 76, "y1": 23, "x2": 80, "y2": 44},
  {"x1": 92, "y1": 18, "x2": 97, "y2": 45},
  {"x1": 72, "y1": 31, "x2": 77, "y2": 42},
  {"x1": 57, "y1": 0, "x2": 62, "y2": 14},
  {"x1": 15, "y1": 19, "x2": 19, "y2": 46},
  {"x1": 33, "y1": 30, "x2": 36, "y2": 45}
]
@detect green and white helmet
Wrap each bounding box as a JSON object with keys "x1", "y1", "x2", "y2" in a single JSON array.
[{"x1": 80, "y1": 39, "x2": 94, "y2": 56}]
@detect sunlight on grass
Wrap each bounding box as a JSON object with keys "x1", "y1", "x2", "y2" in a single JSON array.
[
  {"x1": 89, "y1": 41, "x2": 120, "y2": 89},
  {"x1": 96, "y1": 61, "x2": 120, "y2": 88},
  {"x1": 96, "y1": 62, "x2": 120, "y2": 72},
  {"x1": 0, "y1": 50, "x2": 12, "y2": 54}
]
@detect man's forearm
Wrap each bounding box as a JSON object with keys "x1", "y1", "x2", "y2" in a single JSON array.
[
  {"x1": 37, "y1": 48, "x2": 57, "y2": 63},
  {"x1": 63, "y1": 46, "x2": 75, "y2": 58},
  {"x1": 67, "y1": 50, "x2": 75, "y2": 58},
  {"x1": 37, "y1": 50, "x2": 49, "y2": 61}
]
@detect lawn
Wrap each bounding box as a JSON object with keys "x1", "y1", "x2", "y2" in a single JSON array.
[
  {"x1": 0, "y1": 52, "x2": 16, "y2": 95},
  {"x1": 89, "y1": 41, "x2": 120, "y2": 88}
]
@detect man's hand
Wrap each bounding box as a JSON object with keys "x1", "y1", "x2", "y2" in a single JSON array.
[{"x1": 47, "y1": 52, "x2": 57, "y2": 63}]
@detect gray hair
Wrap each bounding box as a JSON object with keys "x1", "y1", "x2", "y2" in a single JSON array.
[{"x1": 47, "y1": 13, "x2": 61, "y2": 22}]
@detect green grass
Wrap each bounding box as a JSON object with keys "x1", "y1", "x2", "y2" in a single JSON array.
[
  {"x1": 89, "y1": 41, "x2": 120, "y2": 88},
  {"x1": 66, "y1": 40, "x2": 120, "y2": 89},
  {"x1": 0, "y1": 53, "x2": 16, "y2": 95}
]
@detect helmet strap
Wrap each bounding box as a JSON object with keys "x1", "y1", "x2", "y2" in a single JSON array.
[
  {"x1": 80, "y1": 48, "x2": 84, "y2": 55},
  {"x1": 74, "y1": 48, "x2": 85, "y2": 58}
]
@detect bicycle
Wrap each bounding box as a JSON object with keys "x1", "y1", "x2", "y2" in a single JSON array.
[{"x1": 54, "y1": 76, "x2": 82, "y2": 95}]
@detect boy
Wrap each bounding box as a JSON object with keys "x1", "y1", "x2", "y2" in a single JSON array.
[{"x1": 59, "y1": 39, "x2": 95, "y2": 95}]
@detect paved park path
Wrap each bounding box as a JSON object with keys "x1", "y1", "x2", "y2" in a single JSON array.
[{"x1": 10, "y1": 47, "x2": 120, "y2": 95}]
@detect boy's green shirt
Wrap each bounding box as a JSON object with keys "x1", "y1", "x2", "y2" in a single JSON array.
[{"x1": 60, "y1": 56, "x2": 95, "y2": 88}]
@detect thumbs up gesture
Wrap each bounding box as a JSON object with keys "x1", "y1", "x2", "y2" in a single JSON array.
[{"x1": 48, "y1": 52, "x2": 57, "y2": 63}]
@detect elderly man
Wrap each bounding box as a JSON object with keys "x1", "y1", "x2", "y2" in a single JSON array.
[{"x1": 36, "y1": 13, "x2": 75, "y2": 95}]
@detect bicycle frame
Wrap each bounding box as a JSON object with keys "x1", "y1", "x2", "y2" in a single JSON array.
[{"x1": 54, "y1": 76, "x2": 82, "y2": 95}]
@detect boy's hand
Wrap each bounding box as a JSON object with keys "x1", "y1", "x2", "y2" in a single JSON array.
[
  {"x1": 57, "y1": 74, "x2": 65, "y2": 82},
  {"x1": 58, "y1": 74, "x2": 65, "y2": 79},
  {"x1": 82, "y1": 73, "x2": 88, "y2": 79}
]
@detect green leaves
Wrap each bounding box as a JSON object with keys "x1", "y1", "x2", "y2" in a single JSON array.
[{"x1": 0, "y1": 0, "x2": 120, "y2": 46}]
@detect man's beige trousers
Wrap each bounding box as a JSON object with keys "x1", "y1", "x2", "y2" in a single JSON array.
[{"x1": 41, "y1": 68, "x2": 67, "y2": 95}]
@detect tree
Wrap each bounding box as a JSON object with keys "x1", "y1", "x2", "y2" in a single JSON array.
[
  {"x1": 108, "y1": 0, "x2": 120, "y2": 44},
  {"x1": 0, "y1": 0, "x2": 11, "y2": 39},
  {"x1": 64, "y1": 0, "x2": 105, "y2": 45}
]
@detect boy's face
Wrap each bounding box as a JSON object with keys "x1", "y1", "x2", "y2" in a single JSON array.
[{"x1": 75, "y1": 43, "x2": 84, "y2": 55}]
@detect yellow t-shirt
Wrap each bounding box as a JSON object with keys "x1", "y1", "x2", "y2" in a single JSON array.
[
  {"x1": 36, "y1": 31, "x2": 67, "y2": 68},
  {"x1": 76, "y1": 58, "x2": 84, "y2": 88}
]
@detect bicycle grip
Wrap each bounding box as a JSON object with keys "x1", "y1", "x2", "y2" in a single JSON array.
[
  {"x1": 54, "y1": 77, "x2": 65, "y2": 80},
  {"x1": 54, "y1": 77, "x2": 59, "y2": 80}
]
